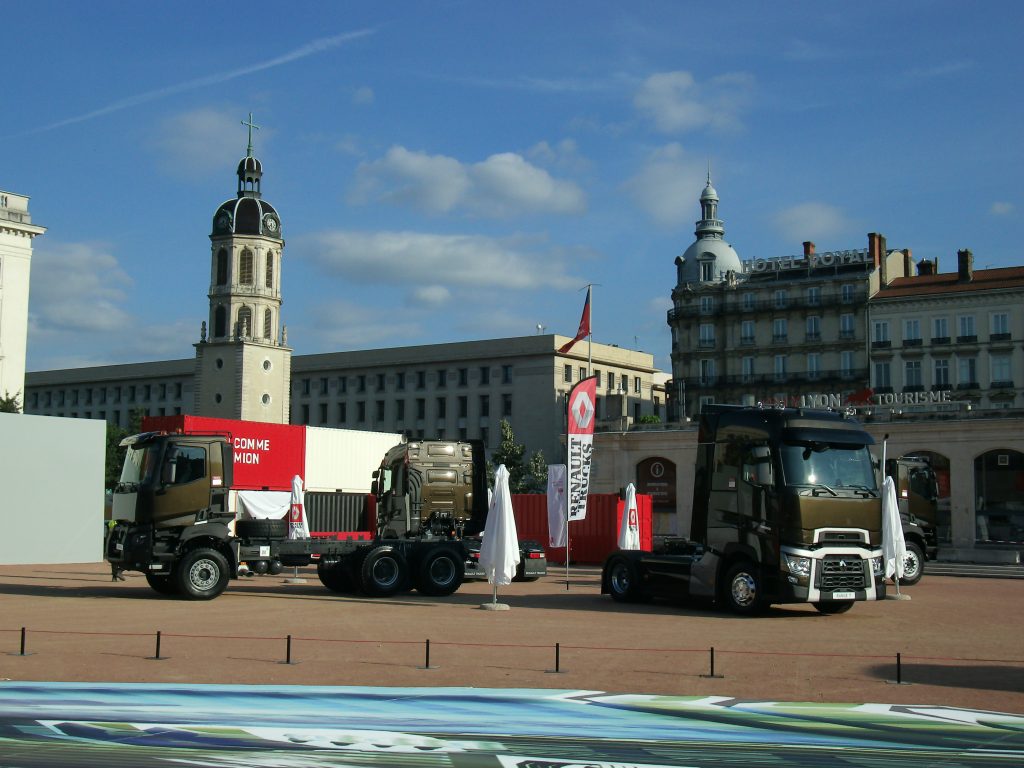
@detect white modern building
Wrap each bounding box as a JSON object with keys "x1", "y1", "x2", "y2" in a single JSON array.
[{"x1": 0, "y1": 190, "x2": 45, "y2": 407}]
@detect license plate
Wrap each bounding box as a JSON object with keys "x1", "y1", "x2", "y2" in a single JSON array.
[{"x1": 832, "y1": 591, "x2": 855, "y2": 600}]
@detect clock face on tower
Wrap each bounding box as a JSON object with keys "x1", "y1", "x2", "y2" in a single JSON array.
[{"x1": 264, "y1": 215, "x2": 279, "y2": 234}]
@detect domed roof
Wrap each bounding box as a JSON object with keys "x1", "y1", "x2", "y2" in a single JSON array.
[
  {"x1": 677, "y1": 238, "x2": 743, "y2": 283},
  {"x1": 237, "y1": 156, "x2": 262, "y2": 176},
  {"x1": 700, "y1": 181, "x2": 718, "y2": 202},
  {"x1": 212, "y1": 197, "x2": 281, "y2": 239}
]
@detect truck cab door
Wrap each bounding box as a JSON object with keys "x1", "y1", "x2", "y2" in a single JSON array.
[{"x1": 151, "y1": 442, "x2": 213, "y2": 528}]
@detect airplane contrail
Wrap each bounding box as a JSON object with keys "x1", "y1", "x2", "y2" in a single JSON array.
[{"x1": 25, "y1": 29, "x2": 375, "y2": 135}]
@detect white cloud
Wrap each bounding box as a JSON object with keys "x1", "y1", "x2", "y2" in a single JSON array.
[
  {"x1": 302, "y1": 230, "x2": 581, "y2": 290},
  {"x1": 773, "y1": 202, "x2": 852, "y2": 243},
  {"x1": 634, "y1": 71, "x2": 753, "y2": 134},
  {"x1": 412, "y1": 285, "x2": 451, "y2": 307},
  {"x1": 527, "y1": 138, "x2": 590, "y2": 174},
  {"x1": 153, "y1": 108, "x2": 249, "y2": 176},
  {"x1": 29, "y1": 242, "x2": 133, "y2": 334},
  {"x1": 990, "y1": 201, "x2": 1014, "y2": 216},
  {"x1": 624, "y1": 143, "x2": 705, "y2": 228},
  {"x1": 352, "y1": 86, "x2": 374, "y2": 105},
  {"x1": 349, "y1": 145, "x2": 586, "y2": 217},
  {"x1": 304, "y1": 301, "x2": 422, "y2": 350}
]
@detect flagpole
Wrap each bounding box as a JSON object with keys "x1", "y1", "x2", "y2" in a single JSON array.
[{"x1": 587, "y1": 284, "x2": 593, "y2": 377}]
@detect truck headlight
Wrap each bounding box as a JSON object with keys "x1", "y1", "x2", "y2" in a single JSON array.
[
  {"x1": 871, "y1": 556, "x2": 884, "y2": 576},
  {"x1": 782, "y1": 553, "x2": 811, "y2": 578}
]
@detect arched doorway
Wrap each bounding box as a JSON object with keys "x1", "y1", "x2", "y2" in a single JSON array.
[
  {"x1": 636, "y1": 457, "x2": 677, "y2": 536},
  {"x1": 974, "y1": 449, "x2": 1024, "y2": 545}
]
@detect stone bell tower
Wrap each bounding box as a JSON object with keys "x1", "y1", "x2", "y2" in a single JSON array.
[{"x1": 194, "y1": 114, "x2": 291, "y2": 422}]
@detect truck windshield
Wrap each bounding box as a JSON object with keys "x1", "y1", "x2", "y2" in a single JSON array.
[
  {"x1": 781, "y1": 442, "x2": 877, "y2": 492},
  {"x1": 120, "y1": 444, "x2": 160, "y2": 487}
]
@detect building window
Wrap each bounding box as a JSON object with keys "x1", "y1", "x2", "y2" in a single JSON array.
[
  {"x1": 265, "y1": 252, "x2": 274, "y2": 289},
  {"x1": 634, "y1": 376, "x2": 641, "y2": 394},
  {"x1": 772, "y1": 318, "x2": 787, "y2": 342},
  {"x1": 773, "y1": 355, "x2": 787, "y2": 381},
  {"x1": 607, "y1": 372, "x2": 616, "y2": 390},
  {"x1": 991, "y1": 354, "x2": 1012, "y2": 385},
  {"x1": 502, "y1": 393, "x2": 513, "y2": 417},
  {"x1": 742, "y1": 292, "x2": 755, "y2": 311},
  {"x1": 699, "y1": 323, "x2": 715, "y2": 348},
  {"x1": 357, "y1": 401, "x2": 366, "y2": 421},
  {"x1": 563, "y1": 364, "x2": 572, "y2": 383},
  {"x1": 807, "y1": 352, "x2": 821, "y2": 380},
  {"x1": 396, "y1": 372, "x2": 405, "y2": 391},
  {"x1": 319, "y1": 403, "x2": 328, "y2": 423},
  {"x1": 337, "y1": 402, "x2": 347, "y2": 423},
  {"x1": 416, "y1": 370, "x2": 426, "y2": 389},
  {"x1": 958, "y1": 357, "x2": 977, "y2": 387},
  {"x1": 376, "y1": 373, "x2": 386, "y2": 391},
  {"x1": 699, "y1": 359, "x2": 716, "y2": 386},
  {"x1": 841, "y1": 351, "x2": 854, "y2": 377},
  {"x1": 773, "y1": 289, "x2": 788, "y2": 309},
  {"x1": 904, "y1": 318, "x2": 921, "y2": 342},
  {"x1": 806, "y1": 286, "x2": 821, "y2": 306},
  {"x1": 396, "y1": 400, "x2": 405, "y2": 421},
  {"x1": 933, "y1": 317, "x2": 949, "y2": 342},
  {"x1": 934, "y1": 359, "x2": 950, "y2": 387},
  {"x1": 699, "y1": 296, "x2": 715, "y2": 315},
  {"x1": 416, "y1": 398, "x2": 426, "y2": 419},
  {"x1": 579, "y1": 366, "x2": 587, "y2": 381},
  {"x1": 839, "y1": 313, "x2": 855, "y2": 339},
  {"x1": 741, "y1": 356, "x2": 754, "y2": 383},
  {"x1": 873, "y1": 320, "x2": 890, "y2": 343},
  {"x1": 958, "y1": 315, "x2": 976, "y2": 340},
  {"x1": 437, "y1": 369, "x2": 447, "y2": 388},
  {"x1": 263, "y1": 309, "x2": 272, "y2": 340},
  {"x1": 458, "y1": 368, "x2": 469, "y2": 386},
  {"x1": 740, "y1": 319, "x2": 755, "y2": 345},
  {"x1": 239, "y1": 249, "x2": 254, "y2": 284},
  {"x1": 502, "y1": 365, "x2": 513, "y2": 384},
  {"x1": 301, "y1": 404, "x2": 310, "y2": 424},
  {"x1": 805, "y1": 316, "x2": 821, "y2": 342},
  {"x1": 480, "y1": 366, "x2": 490, "y2": 385},
  {"x1": 216, "y1": 248, "x2": 228, "y2": 285},
  {"x1": 237, "y1": 307, "x2": 253, "y2": 337},
  {"x1": 357, "y1": 375, "x2": 366, "y2": 392},
  {"x1": 375, "y1": 400, "x2": 385, "y2": 421},
  {"x1": 338, "y1": 376, "x2": 347, "y2": 394},
  {"x1": 991, "y1": 312, "x2": 1010, "y2": 336},
  {"x1": 319, "y1": 377, "x2": 328, "y2": 394},
  {"x1": 875, "y1": 361, "x2": 891, "y2": 389},
  {"x1": 480, "y1": 394, "x2": 490, "y2": 417},
  {"x1": 595, "y1": 369, "x2": 602, "y2": 387},
  {"x1": 700, "y1": 261, "x2": 714, "y2": 281},
  {"x1": 841, "y1": 283, "x2": 855, "y2": 303},
  {"x1": 905, "y1": 360, "x2": 922, "y2": 388},
  {"x1": 437, "y1": 397, "x2": 447, "y2": 418}
]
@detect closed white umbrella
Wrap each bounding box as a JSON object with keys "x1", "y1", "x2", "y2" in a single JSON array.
[
  {"x1": 284, "y1": 474, "x2": 309, "y2": 584},
  {"x1": 617, "y1": 483, "x2": 641, "y2": 550},
  {"x1": 882, "y1": 475, "x2": 910, "y2": 600},
  {"x1": 478, "y1": 465, "x2": 520, "y2": 610}
]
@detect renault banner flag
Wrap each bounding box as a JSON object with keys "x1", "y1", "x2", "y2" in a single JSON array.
[{"x1": 566, "y1": 375, "x2": 597, "y2": 521}]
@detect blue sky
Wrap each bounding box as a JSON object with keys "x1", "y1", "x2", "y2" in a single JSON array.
[{"x1": 6, "y1": 1, "x2": 1022, "y2": 373}]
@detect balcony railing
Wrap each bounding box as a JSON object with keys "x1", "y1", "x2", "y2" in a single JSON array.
[
  {"x1": 956, "y1": 335, "x2": 978, "y2": 344},
  {"x1": 932, "y1": 336, "x2": 950, "y2": 345},
  {"x1": 674, "y1": 368, "x2": 869, "y2": 389},
  {"x1": 668, "y1": 289, "x2": 869, "y2": 321}
]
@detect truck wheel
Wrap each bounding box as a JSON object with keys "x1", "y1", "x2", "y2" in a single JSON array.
[
  {"x1": 360, "y1": 546, "x2": 408, "y2": 597},
  {"x1": 317, "y1": 557, "x2": 355, "y2": 593},
  {"x1": 175, "y1": 548, "x2": 230, "y2": 600},
  {"x1": 723, "y1": 562, "x2": 766, "y2": 615},
  {"x1": 813, "y1": 601, "x2": 854, "y2": 614},
  {"x1": 900, "y1": 542, "x2": 925, "y2": 586},
  {"x1": 606, "y1": 557, "x2": 643, "y2": 603},
  {"x1": 145, "y1": 573, "x2": 178, "y2": 595},
  {"x1": 235, "y1": 519, "x2": 288, "y2": 539},
  {"x1": 416, "y1": 548, "x2": 465, "y2": 596}
]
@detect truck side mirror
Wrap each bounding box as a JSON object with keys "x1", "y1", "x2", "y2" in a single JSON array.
[
  {"x1": 744, "y1": 446, "x2": 773, "y2": 487},
  {"x1": 370, "y1": 480, "x2": 378, "y2": 496}
]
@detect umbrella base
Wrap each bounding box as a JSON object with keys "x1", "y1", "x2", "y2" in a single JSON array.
[
  {"x1": 478, "y1": 602, "x2": 510, "y2": 611},
  {"x1": 885, "y1": 593, "x2": 912, "y2": 600},
  {"x1": 283, "y1": 578, "x2": 308, "y2": 584}
]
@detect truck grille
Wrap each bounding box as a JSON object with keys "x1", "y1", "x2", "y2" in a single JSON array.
[{"x1": 818, "y1": 556, "x2": 867, "y2": 590}]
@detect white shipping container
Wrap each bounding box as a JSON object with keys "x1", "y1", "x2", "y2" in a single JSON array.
[{"x1": 302, "y1": 426, "x2": 403, "y2": 493}]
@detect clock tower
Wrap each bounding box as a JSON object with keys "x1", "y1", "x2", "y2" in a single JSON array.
[{"x1": 194, "y1": 114, "x2": 291, "y2": 422}]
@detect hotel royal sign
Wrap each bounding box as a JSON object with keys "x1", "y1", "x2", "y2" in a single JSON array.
[{"x1": 742, "y1": 248, "x2": 870, "y2": 274}]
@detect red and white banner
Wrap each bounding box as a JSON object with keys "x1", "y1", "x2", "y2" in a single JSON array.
[{"x1": 566, "y1": 376, "x2": 597, "y2": 521}]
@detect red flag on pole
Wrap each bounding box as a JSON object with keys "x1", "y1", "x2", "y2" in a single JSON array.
[{"x1": 558, "y1": 289, "x2": 591, "y2": 354}]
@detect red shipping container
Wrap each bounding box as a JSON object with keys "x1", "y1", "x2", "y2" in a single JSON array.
[
  {"x1": 510, "y1": 492, "x2": 653, "y2": 565},
  {"x1": 142, "y1": 415, "x2": 306, "y2": 492}
]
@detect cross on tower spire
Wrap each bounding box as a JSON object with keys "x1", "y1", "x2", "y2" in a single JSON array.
[{"x1": 241, "y1": 112, "x2": 260, "y2": 157}]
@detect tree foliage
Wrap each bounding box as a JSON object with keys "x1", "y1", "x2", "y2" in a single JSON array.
[
  {"x1": 491, "y1": 418, "x2": 547, "y2": 493},
  {"x1": 0, "y1": 391, "x2": 22, "y2": 413}
]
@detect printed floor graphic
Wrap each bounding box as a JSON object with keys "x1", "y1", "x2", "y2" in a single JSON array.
[{"x1": 0, "y1": 682, "x2": 1022, "y2": 767}]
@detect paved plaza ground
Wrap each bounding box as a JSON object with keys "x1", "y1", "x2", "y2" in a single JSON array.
[{"x1": 1, "y1": 561, "x2": 1021, "y2": 714}]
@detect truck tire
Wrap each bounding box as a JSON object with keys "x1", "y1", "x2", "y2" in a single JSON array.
[
  {"x1": 606, "y1": 557, "x2": 644, "y2": 603},
  {"x1": 235, "y1": 519, "x2": 288, "y2": 539},
  {"x1": 814, "y1": 601, "x2": 854, "y2": 614},
  {"x1": 900, "y1": 542, "x2": 925, "y2": 586},
  {"x1": 360, "y1": 546, "x2": 408, "y2": 597},
  {"x1": 416, "y1": 548, "x2": 465, "y2": 596},
  {"x1": 723, "y1": 561, "x2": 766, "y2": 615},
  {"x1": 174, "y1": 547, "x2": 230, "y2": 600},
  {"x1": 317, "y1": 557, "x2": 355, "y2": 593},
  {"x1": 145, "y1": 573, "x2": 178, "y2": 595}
]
